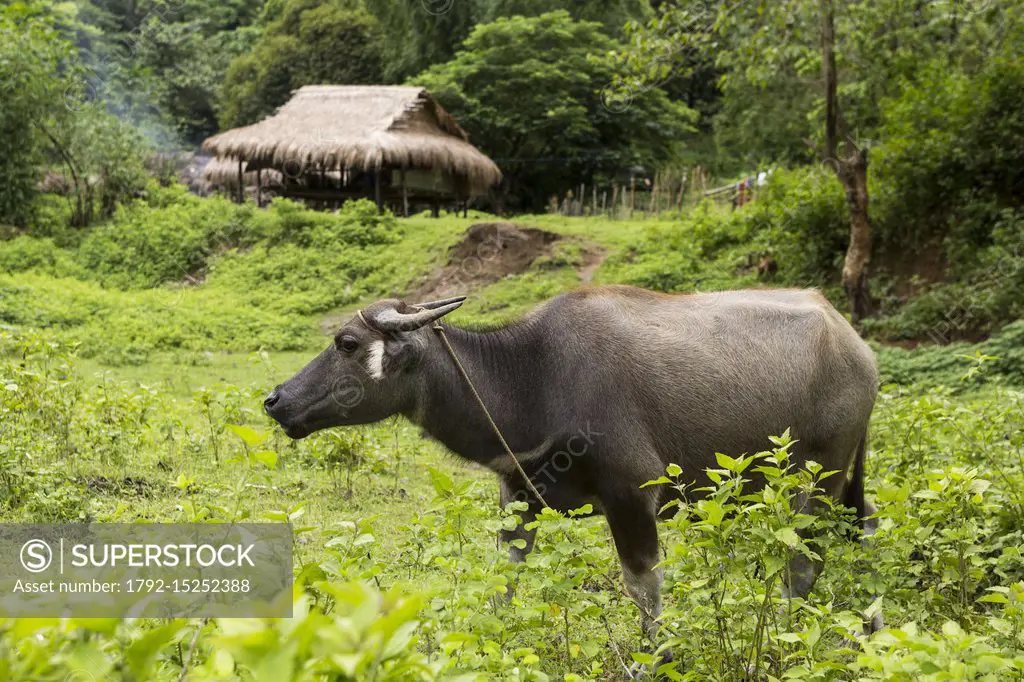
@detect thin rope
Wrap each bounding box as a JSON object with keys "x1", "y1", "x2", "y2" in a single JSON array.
[
  {"x1": 429, "y1": 318, "x2": 671, "y2": 644},
  {"x1": 360, "y1": 309, "x2": 661, "y2": 626},
  {"x1": 432, "y1": 323, "x2": 552, "y2": 509}
]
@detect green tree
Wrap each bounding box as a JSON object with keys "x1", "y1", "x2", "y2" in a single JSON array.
[
  {"x1": 365, "y1": 0, "x2": 479, "y2": 83},
  {"x1": 479, "y1": 0, "x2": 650, "y2": 39},
  {"x1": 0, "y1": 3, "x2": 149, "y2": 228},
  {"x1": 366, "y1": 0, "x2": 651, "y2": 84},
  {"x1": 64, "y1": 0, "x2": 265, "y2": 144},
  {"x1": 44, "y1": 103, "x2": 149, "y2": 226},
  {"x1": 0, "y1": 5, "x2": 71, "y2": 227},
  {"x1": 624, "y1": 0, "x2": 1019, "y2": 320},
  {"x1": 415, "y1": 11, "x2": 693, "y2": 211},
  {"x1": 134, "y1": 19, "x2": 260, "y2": 143},
  {"x1": 218, "y1": 1, "x2": 385, "y2": 128}
]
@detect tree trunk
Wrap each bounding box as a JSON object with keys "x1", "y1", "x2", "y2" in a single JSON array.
[
  {"x1": 821, "y1": 0, "x2": 872, "y2": 323},
  {"x1": 839, "y1": 148, "x2": 872, "y2": 323}
]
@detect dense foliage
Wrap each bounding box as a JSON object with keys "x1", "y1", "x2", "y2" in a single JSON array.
[
  {"x1": 3, "y1": 0, "x2": 1024, "y2": 678},
  {"x1": 218, "y1": 0, "x2": 386, "y2": 128},
  {"x1": 1, "y1": 321, "x2": 1023, "y2": 679},
  {"x1": 0, "y1": 4, "x2": 150, "y2": 228},
  {"x1": 365, "y1": 0, "x2": 652, "y2": 83},
  {"x1": 415, "y1": 11, "x2": 693, "y2": 212},
  {"x1": 0, "y1": 192, "x2": 410, "y2": 363}
]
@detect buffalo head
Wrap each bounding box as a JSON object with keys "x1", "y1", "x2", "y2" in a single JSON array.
[{"x1": 263, "y1": 296, "x2": 465, "y2": 438}]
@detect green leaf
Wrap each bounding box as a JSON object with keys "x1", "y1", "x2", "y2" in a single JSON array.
[
  {"x1": 226, "y1": 423, "x2": 267, "y2": 447},
  {"x1": 774, "y1": 527, "x2": 801, "y2": 549},
  {"x1": 763, "y1": 554, "x2": 786, "y2": 577},
  {"x1": 251, "y1": 450, "x2": 278, "y2": 469},
  {"x1": 978, "y1": 593, "x2": 1009, "y2": 604},
  {"x1": 126, "y1": 623, "x2": 186, "y2": 678},
  {"x1": 715, "y1": 452, "x2": 738, "y2": 471},
  {"x1": 699, "y1": 499, "x2": 725, "y2": 526},
  {"x1": 428, "y1": 467, "x2": 454, "y2": 494},
  {"x1": 630, "y1": 652, "x2": 656, "y2": 665}
]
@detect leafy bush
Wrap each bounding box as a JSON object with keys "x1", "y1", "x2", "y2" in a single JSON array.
[
  {"x1": 3, "y1": 321, "x2": 1024, "y2": 678},
  {"x1": 877, "y1": 321, "x2": 1024, "y2": 392},
  {"x1": 601, "y1": 167, "x2": 848, "y2": 296},
  {"x1": 873, "y1": 55, "x2": 1024, "y2": 258},
  {"x1": 0, "y1": 236, "x2": 79, "y2": 277},
  {"x1": 73, "y1": 193, "x2": 256, "y2": 289},
  {"x1": 0, "y1": 274, "x2": 313, "y2": 364}
]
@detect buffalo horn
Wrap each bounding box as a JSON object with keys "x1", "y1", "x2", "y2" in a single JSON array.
[
  {"x1": 412, "y1": 296, "x2": 467, "y2": 310},
  {"x1": 369, "y1": 298, "x2": 466, "y2": 332}
]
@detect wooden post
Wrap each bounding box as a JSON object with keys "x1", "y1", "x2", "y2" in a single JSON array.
[
  {"x1": 610, "y1": 185, "x2": 618, "y2": 218},
  {"x1": 677, "y1": 168, "x2": 687, "y2": 210},
  {"x1": 431, "y1": 197, "x2": 440, "y2": 218},
  {"x1": 374, "y1": 168, "x2": 383, "y2": 214},
  {"x1": 256, "y1": 168, "x2": 262, "y2": 207},
  {"x1": 601, "y1": 191, "x2": 607, "y2": 215},
  {"x1": 400, "y1": 169, "x2": 408, "y2": 217},
  {"x1": 650, "y1": 173, "x2": 659, "y2": 216},
  {"x1": 237, "y1": 159, "x2": 244, "y2": 203},
  {"x1": 629, "y1": 176, "x2": 635, "y2": 217}
]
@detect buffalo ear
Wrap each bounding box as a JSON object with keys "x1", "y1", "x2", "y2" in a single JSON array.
[{"x1": 382, "y1": 335, "x2": 423, "y2": 375}]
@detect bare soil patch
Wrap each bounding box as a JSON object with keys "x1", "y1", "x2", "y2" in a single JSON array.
[
  {"x1": 320, "y1": 222, "x2": 607, "y2": 334},
  {"x1": 407, "y1": 222, "x2": 562, "y2": 301}
]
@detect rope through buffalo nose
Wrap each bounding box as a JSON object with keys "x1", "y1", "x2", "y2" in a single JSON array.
[{"x1": 429, "y1": 322, "x2": 673, "y2": 638}]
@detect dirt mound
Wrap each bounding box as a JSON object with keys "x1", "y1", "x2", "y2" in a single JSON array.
[{"x1": 408, "y1": 222, "x2": 561, "y2": 301}]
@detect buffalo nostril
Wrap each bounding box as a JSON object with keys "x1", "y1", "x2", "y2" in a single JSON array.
[{"x1": 264, "y1": 390, "x2": 281, "y2": 412}]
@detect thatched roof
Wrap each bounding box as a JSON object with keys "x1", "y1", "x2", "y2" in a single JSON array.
[
  {"x1": 201, "y1": 86, "x2": 501, "y2": 195},
  {"x1": 200, "y1": 157, "x2": 283, "y2": 190}
]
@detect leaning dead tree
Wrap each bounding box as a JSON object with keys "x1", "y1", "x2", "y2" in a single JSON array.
[{"x1": 820, "y1": 0, "x2": 872, "y2": 323}]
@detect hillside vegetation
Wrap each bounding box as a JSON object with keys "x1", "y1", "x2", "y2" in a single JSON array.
[
  {"x1": 3, "y1": 0, "x2": 1024, "y2": 678},
  {"x1": 2, "y1": 184, "x2": 1024, "y2": 679}
]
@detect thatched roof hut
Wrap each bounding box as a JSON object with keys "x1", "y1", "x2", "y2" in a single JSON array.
[
  {"x1": 201, "y1": 85, "x2": 501, "y2": 211},
  {"x1": 200, "y1": 157, "x2": 282, "y2": 191}
]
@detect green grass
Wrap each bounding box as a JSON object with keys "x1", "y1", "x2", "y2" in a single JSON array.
[{"x1": 3, "y1": 194, "x2": 1024, "y2": 679}]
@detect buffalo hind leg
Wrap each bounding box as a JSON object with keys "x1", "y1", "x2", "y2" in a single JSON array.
[
  {"x1": 841, "y1": 436, "x2": 884, "y2": 633},
  {"x1": 781, "y1": 489, "x2": 827, "y2": 603},
  {"x1": 605, "y1": 491, "x2": 663, "y2": 644}
]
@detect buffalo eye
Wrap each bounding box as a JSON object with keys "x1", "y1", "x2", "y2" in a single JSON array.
[{"x1": 336, "y1": 335, "x2": 360, "y2": 354}]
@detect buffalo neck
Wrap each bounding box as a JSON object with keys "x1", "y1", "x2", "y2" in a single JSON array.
[{"x1": 407, "y1": 321, "x2": 547, "y2": 466}]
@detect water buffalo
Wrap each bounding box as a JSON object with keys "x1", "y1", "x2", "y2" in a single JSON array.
[{"x1": 264, "y1": 285, "x2": 878, "y2": 641}]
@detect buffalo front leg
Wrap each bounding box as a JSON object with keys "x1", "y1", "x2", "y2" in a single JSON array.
[
  {"x1": 497, "y1": 476, "x2": 543, "y2": 604},
  {"x1": 498, "y1": 476, "x2": 542, "y2": 563},
  {"x1": 605, "y1": 491, "x2": 663, "y2": 643}
]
